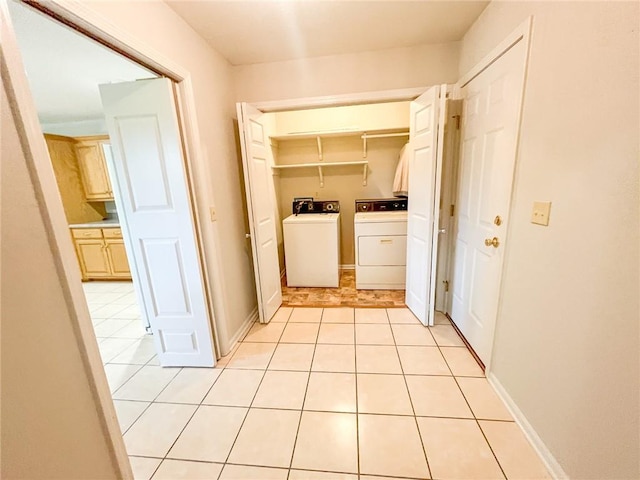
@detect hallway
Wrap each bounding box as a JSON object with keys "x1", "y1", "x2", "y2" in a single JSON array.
[{"x1": 86, "y1": 282, "x2": 549, "y2": 480}]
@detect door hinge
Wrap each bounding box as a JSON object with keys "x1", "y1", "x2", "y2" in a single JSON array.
[
  {"x1": 443, "y1": 280, "x2": 449, "y2": 292},
  {"x1": 453, "y1": 114, "x2": 461, "y2": 130},
  {"x1": 450, "y1": 204, "x2": 455, "y2": 217}
]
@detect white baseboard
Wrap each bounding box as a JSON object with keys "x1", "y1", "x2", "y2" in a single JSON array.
[
  {"x1": 487, "y1": 372, "x2": 568, "y2": 480},
  {"x1": 340, "y1": 264, "x2": 355, "y2": 270},
  {"x1": 222, "y1": 306, "x2": 258, "y2": 357}
]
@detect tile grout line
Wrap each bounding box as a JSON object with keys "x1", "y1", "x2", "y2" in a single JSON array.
[
  {"x1": 386, "y1": 308, "x2": 433, "y2": 480},
  {"x1": 353, "y1": 307, "x2": 361, "y2": 478},
  {"x1": 286, "y1": 308, "x2": 323, "y2": 478},
  {"x1": 430, "y1": 321, "x2": 509, "y2": 480}
]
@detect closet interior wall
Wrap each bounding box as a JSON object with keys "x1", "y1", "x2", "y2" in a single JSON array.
[{"x1": 265, "y1": 101, "x2": 411, "y2": 271}]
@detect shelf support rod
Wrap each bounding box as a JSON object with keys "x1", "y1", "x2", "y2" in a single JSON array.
[
  {"x1": 318, "y1": 166, "x2": 324, "y2": 188},
  {"x1": 316, "y1": 136, "x2": 323, "y2": 161},
  {"x1": 362, "y1": 163, "x2": 368, "y2": 186}
]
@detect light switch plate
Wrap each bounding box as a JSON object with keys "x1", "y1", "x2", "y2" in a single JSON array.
[{"x1": 531, "y1": 201, "x2": 551, "y2": 226}]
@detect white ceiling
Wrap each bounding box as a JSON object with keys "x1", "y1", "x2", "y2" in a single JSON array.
[
  {"x1": 8, "y1": 1, "x2": 155, "y2": 128},
  {"x1": 167, "y1": 0, "x2": 489, "y2": 66}
]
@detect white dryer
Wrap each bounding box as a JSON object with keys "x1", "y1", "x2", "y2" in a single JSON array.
[
  {"x1": 355, "y1": 204, "x2": 408, "y2": 290},
  {"x1": 283, "y1": 213, "x2": 340, "y2": 287}
]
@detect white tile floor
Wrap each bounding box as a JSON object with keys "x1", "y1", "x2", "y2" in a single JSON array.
[{"x1": 84, "y1": 283, "x2": 551, "y2": 480}]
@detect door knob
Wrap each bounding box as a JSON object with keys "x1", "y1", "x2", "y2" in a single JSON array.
[{"x1": 484, "y1": 237, "x2": 500, "y2": 248}]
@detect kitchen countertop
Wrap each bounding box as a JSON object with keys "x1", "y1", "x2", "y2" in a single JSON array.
[{"x1": 69, "y1": 219, "x2": 120, "y2": 229}]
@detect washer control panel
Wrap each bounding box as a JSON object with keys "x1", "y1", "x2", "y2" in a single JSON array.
[{"x1": 292, "y1": 199, "x2": 340, "y2": 215}]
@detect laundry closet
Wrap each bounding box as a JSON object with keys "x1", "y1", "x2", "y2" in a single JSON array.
[{"x1": 238, "y1": 88, "x2": 460, "y2": 325}]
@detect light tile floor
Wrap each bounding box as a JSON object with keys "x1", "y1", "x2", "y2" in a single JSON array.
[{"x1": 84, "y1": 283, "x2": 551, "y2": 480}]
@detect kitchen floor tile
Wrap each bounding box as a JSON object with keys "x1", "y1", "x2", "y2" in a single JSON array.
[
  {"x1": 226, "y1": 342, "x2": 276, "y2": 369},
  {"x1": 397, "y1": 346, "x2": 451, "y2": 376},
  {"x1": 110, "y1": 336, "x2": 157, "y2": 365},
  {"x1": 202, "y1": 369, "x2": 264, "y2": 407},
  {"x1": 268, "y1": 343, "x2": 315, "y2": 371},
  {"x1": 386, "y1": 308, "x2": 420, "y2": 324},
  {"x1": 317, "y1": 323, "x2": 354, "y2": 344},
  {"x1": 103, "y1": 363, "x2": 143, "y2": 392},
  {"x1": 355, "y1": 308, "x2": 389, "y2": 324},
  {"x1": 405, "y1": 375, "x2": 473, "y2": 418},
  {"x1": 110, "y1": 320, "x2": 148, "y2": 339},
  {"x1": 93, "y1": 318, "x2": 134, "y2": 337},
  {"x1": 312, "y1": 344, "x2": 356, "y2": 373},
  {"x1": 479, "y1": 420, "x2": 551, "y2": 479},
  {"x1": 113, "y1": 400, "x2": 149, "y2": 433},
  {"x1": 227, "y1": 408, "x2": 301, "y2": 468},
  {"x1": 441, "y1": 346, "x2": 484, "y2": 377},
  {"x1": 155, "y1": 367, "x2": 222, "y2": 404},
  {"x1": 357, "y1": 374, "x2": 413, "y2": 415},
  {"x1": 289, "y1": 470, "x2": 357, "y2": 480},
  {"x1": 244, "y1": 322, "x2": 286, "y2": 343},
  {"x1": 270, "y1": 307, "x2": 293, "y2": 323},
  {"x1": 321, "y1": 307, "x2": 354, "y2": 323},
  {"x1": 356, "y1": 345, "x2": 402, "y2": 374},
  {"x1": 152, "y1": 459, "x2": 223, "y2": 480},
  {"x1": 292, "y1": 411, "x2": 358, "y2": 473},
  {"x1": 219, "y1": 464, "x2": 288, "y2": 479},
  {"x1": 129, "y1": 456, "x2": 161, "y2": 480},
  {"x1": 168, "y1": 405, "x2": 247, "y2": 462},
  {"x1": 98, "y1": 338, "x2": 138, "y2": 363},
  {"x1": 417, "y1": 417, "x2": 504, "y2": 480},
  {"x1": 289, "y1": 307, "x2": 323, "y2": 323},
  {"x1": 356, "y1": 324, "x2": 395, "y2": 345},
  {"x1": 304, "y1": 372, "x2": 356, "y2": 413},
  {"x1": 429, "y1": 324, "x2": 465, "y2": 346},
  {"x1": 124, "y1": 403, "x2": 196, "y2": 457},
  {"x1": 280, "y1": 323, "x2": 320, "y2": 343},
  {"x1": 252, "y1": 370, "x2": 309, "y2": 410},
  {"x1": 391, "y1": 324, "x2": 436, "y2": 346},
  {"x1": 434, "y1": 311, "x2": 450, "y2": 325},
  {"x1": 113, "y1": 365, "x2": 181, "y2": 401},
  {"x1": 457, "y1": 377, "x2": 512, "y2": 420},
  {"x1": 358, "y1": 414, "x2": 430, "y2": 479}
]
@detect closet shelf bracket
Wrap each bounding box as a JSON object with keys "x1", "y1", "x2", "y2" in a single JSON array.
[
  {"x1": 362, "y1": 163, "x2": 368, "y2": 186},
  {"x1": 316, "y1": 136, "x2": 323, "y2": 161},
  {"x1": 318, "y1": 166, "x2": 324, "y2": 188}
]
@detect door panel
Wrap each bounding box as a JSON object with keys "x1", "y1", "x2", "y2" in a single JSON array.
[
  {"x1": 405, "y1": 85, "x2": 447, "y2": 326},
  {"x1": 100, "y1": 78, "x2": 215, "y2": 367},
  {"x1": 450, "y1": 40, "x2": 528, "y2": 364},
  {"x1": 237, "y1": 103, "x2": 282, "y2": 323}
]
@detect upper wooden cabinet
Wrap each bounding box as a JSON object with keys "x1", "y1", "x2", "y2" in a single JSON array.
[{"x1": 75, "y1": 136, "x2": 113, "y2": 201}]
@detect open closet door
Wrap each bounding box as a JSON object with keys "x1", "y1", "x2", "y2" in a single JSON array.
[
  {"x1": 405, "y1": 85, "x2": 447, "y2": 326},
  {"x1": 237, "y1": 102, "x2": 282, "y2": 323},
  {"x1": 99, "y1": 78, "x2": 215, "y2": 367}
]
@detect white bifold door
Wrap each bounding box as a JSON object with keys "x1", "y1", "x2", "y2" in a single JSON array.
[
  {"x1": 405, "y1": 85, "x2": 447, "y2": 326},
  {"x1": 99, "y1": 78, "x2": 215, "y2": 367},
  {"x1": 237, "y1": 103, "x2": 282, "y2": 323}
]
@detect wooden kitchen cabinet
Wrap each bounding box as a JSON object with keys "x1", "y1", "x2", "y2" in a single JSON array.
[
  {"x1": 75, "y1": 136, "x2": 113, "y2": 201},
  {"x1": 71, "y1": 227, "x2": 131, "y2": 280}
]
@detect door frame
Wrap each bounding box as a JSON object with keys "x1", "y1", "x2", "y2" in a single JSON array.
[
  {"x1": 2, "y1": 0, "x2": 226, "y2": 477},
  {"x1": 450, "y1": 17, "x2": 533, "y2": 373}
]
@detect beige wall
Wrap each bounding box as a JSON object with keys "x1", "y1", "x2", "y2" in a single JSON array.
[
  {"x1": 1, "y1": 63, "x2": 124, "y2": 480},
  {"x1": 234, "y1": 42, "x2": 460, "y2": 103},
  {"x1": 460, "y1": 2, "x2": 639, "y2": 479},
  {"x1": 79, "y1": 1, "x2": 258, "y2": 354}
]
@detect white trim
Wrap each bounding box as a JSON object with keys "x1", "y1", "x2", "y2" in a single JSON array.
[
  {"x1": 222, "y1": 307, "x2": 258, "y2": 357},
  {"x1": 340, "y1": 264, "x2": 356, "y2": 270},
  {"x1": 458, "y1": 17, "x2": 533, "y2": 88},
  {"x1": 0, "y1": 1, "x2": 131, "y2": 477},
  {"x1": 253, "y1": 86, "x2": 430, "y2": 113},
  {"x1": 487, "y1": 373, "x2": 568, "y2": 480}
]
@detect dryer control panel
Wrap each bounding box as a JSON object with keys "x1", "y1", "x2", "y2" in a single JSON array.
[{"x1": 355, "y1": 198, "x2": 408, "y2": 213}]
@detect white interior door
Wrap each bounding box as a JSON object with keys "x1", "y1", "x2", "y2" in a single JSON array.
[
  {"x1": 99, "y1": 78, "x2": 215, "y2": 367},
  {"x1": 405, "y1": 85, "x2": 447, "y2": 326},
  {"x1": 237, "y1": 102, "x2": 282, "y2": 323},
  {"x1": 450, "y1": 39, "x2": 528, "y2": 364}
]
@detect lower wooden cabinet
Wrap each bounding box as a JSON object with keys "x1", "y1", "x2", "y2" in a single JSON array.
[{"x1": 71, "y1": 227, "x2": 131, "y2": 280}]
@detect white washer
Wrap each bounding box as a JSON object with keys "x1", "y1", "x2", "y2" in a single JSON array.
[
  {"x1": 283, "y1": 213, "x2": 340, "y2": 287},
  {"x1": 355, "y1": 211, "x2": 408, "y2": 289}
]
